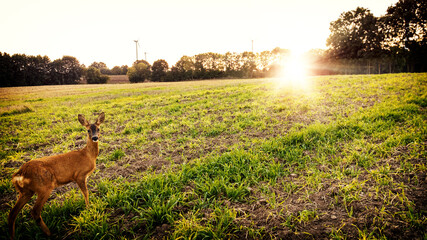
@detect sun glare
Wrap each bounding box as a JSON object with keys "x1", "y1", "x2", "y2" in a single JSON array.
[{"x1": 275, "y1": 48, "x2": 311, "y2": 92}]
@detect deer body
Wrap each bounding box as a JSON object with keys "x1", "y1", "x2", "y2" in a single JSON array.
[
  {"x1": 12, "y1": 140, "x2": 97, "y2": 199},
  {"x1": 8, "y1": 113, "x2": 104, "y2": 239}
]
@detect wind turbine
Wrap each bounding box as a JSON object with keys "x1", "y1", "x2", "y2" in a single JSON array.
[{"x1": 133, "y1": 40, "x2": 140, "y2": 62}]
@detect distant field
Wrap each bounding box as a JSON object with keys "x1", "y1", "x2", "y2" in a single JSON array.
[
  {"x1": 108, "y1": 75, "x2": 129, "y2": 84},
  {"x1": 0, "y1": 74, "x2": 426, "y2": 239}
]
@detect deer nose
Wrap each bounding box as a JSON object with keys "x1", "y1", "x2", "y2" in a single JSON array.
[{"x1": 92, "y1": 136, "x2": 98, "y2": 142}]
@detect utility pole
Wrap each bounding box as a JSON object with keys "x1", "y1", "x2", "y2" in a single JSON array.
[
  {"x1": 134, "y1": 40, "x2": 139, "y2": 62},
  {"x1": 144, "y1": 52, "x2": 147, "y2": 62},
  {"x1": 251, "y1": 40, "x2": 254, "y2": 78}
]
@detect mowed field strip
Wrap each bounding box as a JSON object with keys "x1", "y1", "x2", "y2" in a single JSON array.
[{"x1": 0, "y1": 74, "x2": 426, "y2": 239}]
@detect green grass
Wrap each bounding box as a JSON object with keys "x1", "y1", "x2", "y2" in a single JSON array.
[{"x1": 0, "y1": 74, "x2": 426, "y2": 239}]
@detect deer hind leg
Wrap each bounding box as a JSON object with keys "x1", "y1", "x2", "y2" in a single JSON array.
[
  {"x1": 31, "y1": 189, "x2": 53, "y2": 236},
  {"x1": 8, "y1": 190, "x2": 34, "y2": 240},
  {"x1": 76, "y1": 175, "x2": 90, "y2": 206}
]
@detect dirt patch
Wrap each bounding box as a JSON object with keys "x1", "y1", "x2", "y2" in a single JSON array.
[
  {"x1": 97, "y1": 156, "x2": 171, "y2": 181},
  {"x1": 107, "y1": 75, "x2": 130, "y2": 84},
  {"x1": 225, "y1": 144, "x2": 427, "y2": 239}
]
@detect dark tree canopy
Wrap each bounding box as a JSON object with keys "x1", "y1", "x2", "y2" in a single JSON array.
[
  {"x1": 325, "y1": 1, "x2": 427, "y2": 73},
  {"x1": 151, "y1": 59, "x2": 169, "y2": 82},
  {"x1": 381, "y1": 0, "x2": 427, "y2": 71},
  {"x1": 382, "y1": 0, "x2": 426, "y2": 49},
  {"x1": 1, "y1": 54, "x2": 84, "y2": 87},
  {"x1": 327, "y1": 7, "x2": 383, "y2": 59},
  {"x1": 50, "y1": 56, "x2": 83, "y2": 85}
]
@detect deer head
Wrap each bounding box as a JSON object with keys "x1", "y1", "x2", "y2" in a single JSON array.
[{"x1": 78, "y1": 112, "x2": 105, "y2": 142}]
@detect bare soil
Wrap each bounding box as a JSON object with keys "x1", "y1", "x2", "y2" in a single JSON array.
[{"x1": 107, "y1": 75, "x2": 130, "y2": 84}]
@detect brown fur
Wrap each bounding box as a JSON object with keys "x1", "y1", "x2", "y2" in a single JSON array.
[{"x1": 8, "y1": 113, "x2": 105, "y2": 239}]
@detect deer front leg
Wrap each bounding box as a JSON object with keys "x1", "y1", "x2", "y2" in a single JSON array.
[{"x1": 76, "y1": 176, "x2": 90, "y2": 206}]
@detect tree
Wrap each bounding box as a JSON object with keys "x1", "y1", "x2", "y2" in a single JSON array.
[
  {"x1": 240, "y1": 51, "x2": 257, "y2": 78},
  {"x1": 85, "y1": 66, "x2": 109, "y2": 84},
  {"x1": 151, "y1": 59, "x2": 169, "y2": 82},
  {"x1": 381, "y1": 0, "x2": 427, "y2": 72},
  {"x1": 0, "y1": 52, "x2": 13, "y2": 87},
  {"x1": 89, "y1": 62, "x2": 107, "y2": 69},
  {"x1": 194, "y1": 53, "x2": 208, "y2": 79},
  {"x1": 127, "y1": 61, "x2": 151, "y2": 83},
  {"x1": 224, "y1": 52, "x2": 242, "y2": 77},
  {"x1": 1, "y1": 53, "x2": 54, "y2": 86},
  {"x1": 49, "y1": 56, "x2": 83, "y2": 85},
  {"x1": 10, "y1": 54, "x2": 28, "y2": 86},
  {"x1": 89, "y1": 62, "x2": 110, "y2": 75},
  {"x1": 166, "y1": 66, "x2": 181, "y2": 82},
  {"x1": 24, "y1": 55, "x2": 51, "y2": 86},
  {"x1": 327, "y1": 7, "x2": 383, "y2": 59},
  {"x1": 111, "y1": 65, "x2": 129, "y2": 75},
  {"x1": 110, "y1": 66, "x2": 121, "y2": 75},
  {"x1": 193, "y1": 52, "x2": 225, "y2": 79},
  {"x1": 174, "y1": 56, "x2": 195, "y2": 80},
  {"x1": 257, "y1": 51, "x2": 275, "y2": 72},
  {"x1": 120, "y1": 65, "x2": 128, "y2": 75}
]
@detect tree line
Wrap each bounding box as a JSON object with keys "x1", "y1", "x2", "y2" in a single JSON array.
[
  {"x1": 0, "y1": 48, "x2": 293, "y2": 86},
  {"x1": 127, "y1": 49, "x2": 290, "y2": 83},
  {"x1": 0, "y1": 53, "x2": 118, "y2": 87},
  {"x1": 322, "y1": 0, "x2": 426, "y2": 74},
  {"x1": 0, "y1": 54, "x2": 82, "y2": 87},
  {"x1": 0, "y1": 0, "x2": 425, "y2": 87}
]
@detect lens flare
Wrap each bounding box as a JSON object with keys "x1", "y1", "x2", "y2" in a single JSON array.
[{"x1": 274, "y1": 49, "x2": 311, "y2": 92}]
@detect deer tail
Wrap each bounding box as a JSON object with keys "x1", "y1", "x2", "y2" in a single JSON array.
[{"x1": 12, "y1": 174, "x2": 25, "y2": 189}]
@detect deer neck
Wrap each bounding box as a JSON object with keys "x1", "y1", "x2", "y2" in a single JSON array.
[{"x1": 84, "y1": 136, "x2": 99, "y2": 159}]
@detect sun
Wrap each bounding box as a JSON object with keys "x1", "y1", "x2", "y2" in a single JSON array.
[
  {"x1": 284, "y1": 52, "x2": 307, "y2": 79},
  {"x1": 274, "y1": 48, "x2": 311, "y2": 91}
]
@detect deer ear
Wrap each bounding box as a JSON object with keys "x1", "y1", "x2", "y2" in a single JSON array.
[
  {"x1": 78, "y1": 114, "x2": 90, "y2": 128},
  {"x1": 96, "y1": 112, "x2": 105, "y2": 126}
]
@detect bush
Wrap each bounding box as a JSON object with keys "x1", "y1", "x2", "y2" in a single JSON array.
[{"x1": 85, "y1": 67, "x2": 109, "y2": 84}]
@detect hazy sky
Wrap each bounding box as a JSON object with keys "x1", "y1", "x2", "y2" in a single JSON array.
[{"x1": 1, "y1": 0, "x2": 398, "y2": 68}]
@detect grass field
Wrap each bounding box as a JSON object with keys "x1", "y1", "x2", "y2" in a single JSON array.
[{"x1": 0, "y1": 73, "x2": 426, "y2": 239}]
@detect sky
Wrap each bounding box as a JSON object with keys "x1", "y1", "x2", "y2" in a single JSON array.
[{"x1": 1, "y1": 0, "x2": 398, "y2": 68}]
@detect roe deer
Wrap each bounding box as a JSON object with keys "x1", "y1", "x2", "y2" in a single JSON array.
[{"x1": 8, "y1": 112, "x2": 105, "y2": 239}]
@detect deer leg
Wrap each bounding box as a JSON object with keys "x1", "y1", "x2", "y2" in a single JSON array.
[
  {"x1": 76, "y1": 176, "x2": 90, "y2": 206},
  {"x1": 8, "y1": 190, "x2": 34, "y2": 240},
  {"x1": 31, "y1": 190, "x2": 52, "y2": 236}
]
